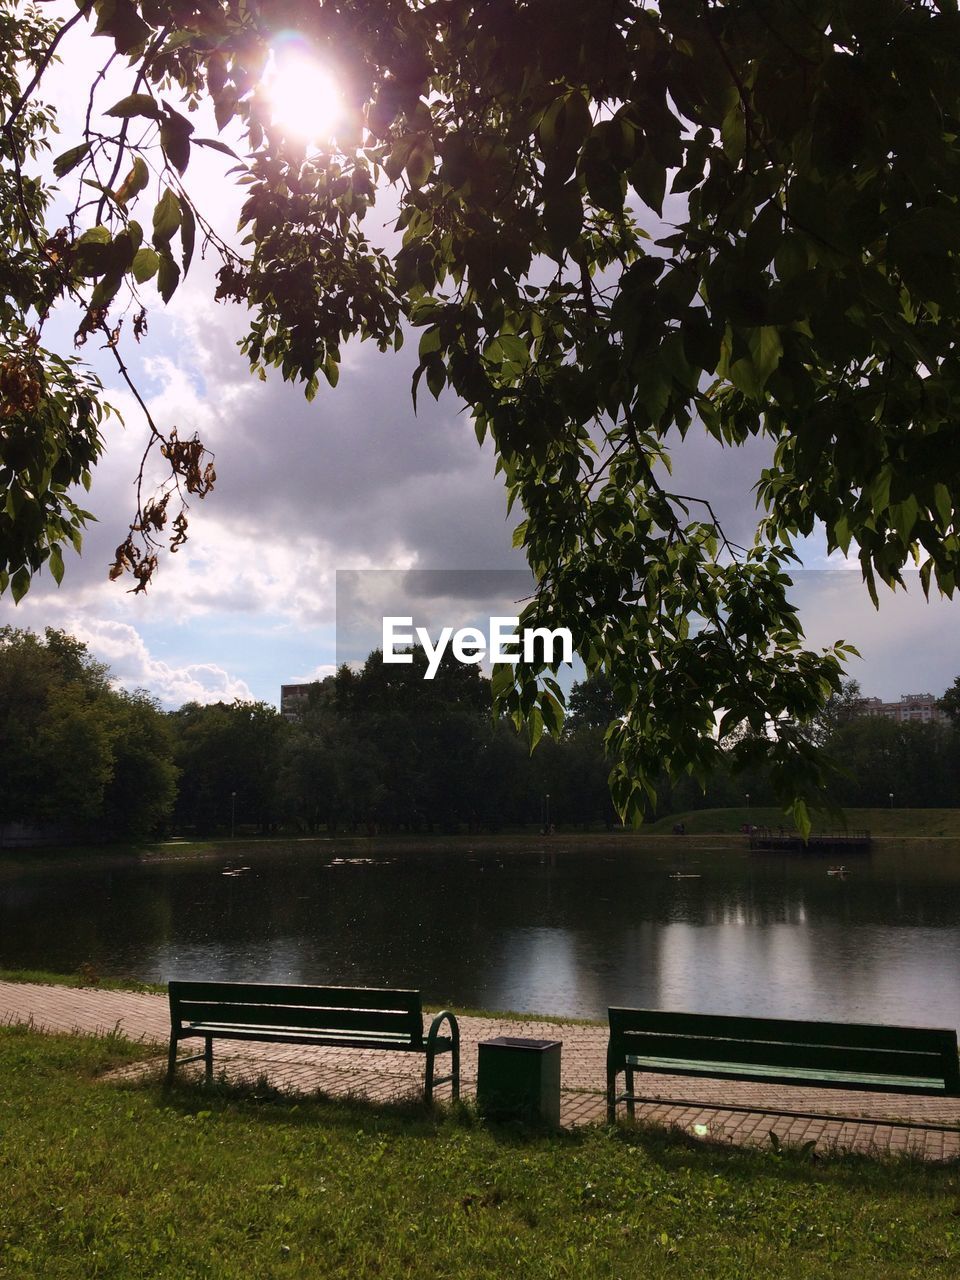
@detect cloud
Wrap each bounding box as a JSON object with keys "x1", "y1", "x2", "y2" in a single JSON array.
[
  {"x1": 65, "y1": 619, "x2": 253, "y2": 708},
  {"x1": 791, "y1": 571, "x2": 960, "y2": 701}
]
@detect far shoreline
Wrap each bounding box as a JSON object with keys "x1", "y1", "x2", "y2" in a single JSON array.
[{"x1": 3, "y1": 808, "x2": 960, "y2": 880}]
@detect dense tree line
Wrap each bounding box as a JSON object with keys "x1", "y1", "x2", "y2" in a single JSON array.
[
  {"x1": 0, "y1": 627, "x2": 177, "y2": 841},
  {"x1": 171, "y1": 650, "x2": 618, "y2": 837},
  {"x1": 2, "y1": 629, "x2": 958, "y2": 846}
]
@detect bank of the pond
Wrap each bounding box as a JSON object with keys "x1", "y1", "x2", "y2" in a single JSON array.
[
  {"x1": 2, "y1": 1025, "x2": 959, "y2": 1279},
  {"x1": 646, "y1": 807, "x2": 960, "y2": 838},
  {"x1": 4, "y1": 807, "x2": 960, "y2": 875},
  {"x1": 0, "y1": 829, "x2": 734, "y2": 879},
  {"x1": 0, "y1": 969, "x2": 599, "y2": 1024}
]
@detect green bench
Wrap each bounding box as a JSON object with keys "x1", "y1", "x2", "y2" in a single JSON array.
[
  {"x1": 167, "y1": 980, "x2": 460, "y2": 1104},
  {"x1": 607, "y1": 1007, "x2": 960, "y2": 1123}
]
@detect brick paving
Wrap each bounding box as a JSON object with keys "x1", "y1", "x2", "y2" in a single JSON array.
[{"x1": 2, "y1": 980, "x2": 959, "y2": 1160}]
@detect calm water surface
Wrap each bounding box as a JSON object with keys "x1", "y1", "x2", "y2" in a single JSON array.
[{"x1": 2, "y1": 836, "x2": 960, "y2": 1027}]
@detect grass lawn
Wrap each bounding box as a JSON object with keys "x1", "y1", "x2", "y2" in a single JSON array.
[
  {"x1": 0, "y1": 967, "x2": 165, "y2": 994},
  {"x1": 1, "y1": 1027, "x2": 959, "y2": 1278}
]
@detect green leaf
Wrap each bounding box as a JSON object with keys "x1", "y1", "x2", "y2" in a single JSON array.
[
  {"x1": 132, "y1": 246, "x2": 160, "y2": 283},
  {"x1": 791, "y1": 797, "x2": 811, "y2": 842},
  {"x1": 426, "y1": 358, "x2": 446, "y2": 399},
  {"x1": 629, "y1": 146, "x2": 667, "y2": 216},
  {"x1": 405, "y1": 137, "x2": 434, "y2": 189},
  {"x1": 933, "y1": 483, "x2": 953, "y2": 529},
  {"x1": 48, "y1": 544, "x2": 64, "y2": 586},
  {"x1": 747, "y1": 327, "x2": 783, "y2": 388},
  {"x1": 544, "y1": 183, "x2": 583, "y2": 255},
  {"x1": 528, "y1": 705, "x2": 544, "y2": 754},
  {"x1": 868, "y1": 467, "x2": 892, "y2": 515},
  {"x1": 720, "y1": 97, "x2": 746, "y2": 162},
  {"x1": 53, "y1": 143, "x2": 90, "y2": 178},
  {"x1": 115, "y1": 156, "x2": 149, "y2": 206},
  {"x1": 106, "y1": 94, "x2": 161, "y2": 120},
  {"x1": 161, "y1": 110, "x2": 193, "y2": 175},
  {"x1": 78, "y1": 226, "x2": 111, "y2": 246},
  {"x1": 180, "y1": 200, "x2": 196, "y2": 273},
  {"x1": 157, "y1": 250, "x2": 180, "y2": 302},
  {"x1": 193, "y1": 137, "x2": 239, "y2": 158},
  {"x1": 95, "y1": 4, "x2": 151, "y2": 55},
  {"x1": 152, "y1": 189, "x2": 182, "y2": 246},
  {"x1": 418, "y1": 326, "x2": 442, "y2": 357},
  {"x1": 90, "y1": 272, "x2": 122, "y2": 309},
  {"x1": 10, "y1": 566, "x2": 30, "y2": 604},
  {"x1": 498, "y1": 335, "x2": 530, "y2": 366},
  {"x1": 322, "y1": 353, "x2": 339, "y2": 387}
]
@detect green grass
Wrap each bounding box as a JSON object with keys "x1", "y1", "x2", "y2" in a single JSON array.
[
  {"x1": 2, "y1": 1027, "x2": 960, "y2": 1279},
  {"x1": 0, "y1": 967, "x2": 165, "y2": 993},
  {"x1": 646, "y1": 807, "x2": 960, "y2": 838}
]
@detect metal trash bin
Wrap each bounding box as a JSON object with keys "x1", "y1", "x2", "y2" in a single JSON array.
[{"x1": 476, "y1": 1036, "x2": 561, "y2": 1125}]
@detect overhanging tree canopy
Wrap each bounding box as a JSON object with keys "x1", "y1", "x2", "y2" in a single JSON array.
[{"x1": 2, "y1": 0, "x2": 960, "y2": 826}]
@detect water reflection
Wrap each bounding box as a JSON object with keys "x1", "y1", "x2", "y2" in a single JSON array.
[{"x1": 2, "y1": 838, "x2": 959, "y2": 1028}]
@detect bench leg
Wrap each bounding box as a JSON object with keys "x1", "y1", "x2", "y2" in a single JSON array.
[
  {"x1": 451, "y1": 1037, "x2": 460, "y2": 1103},
  {"x1": 606, "y1": 1067, "x2": 617, "y2": 1123},
  {"x1": 166, "y1": 1035, "x2": 178, "y2": 1086},
  {"x1": 625, "y1": 1065, "x2": 635, "y2": 1119},
  {"x1": 204, "y1": 1035, "x2": 213, "y2": 1084},
  {"x1": 424, "y1": 1048, "x2": 435, "y2": 1106}
]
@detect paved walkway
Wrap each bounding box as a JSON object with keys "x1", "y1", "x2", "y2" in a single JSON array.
[{"x1": 3, "y1": 981, "x2": 959, "y2": 1160}]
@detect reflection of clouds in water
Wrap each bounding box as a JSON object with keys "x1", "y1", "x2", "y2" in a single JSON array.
[
  {"x1": 650, "y1": 923, "x2": 960, "y2": 1029},
  {"x1": 653, "y1": 923, "x2": 819, "y2": 1020},
  {"x1": 814, "y1": 927, "x2": 960, "y2": 1029},
  {"x1": 486, "y1": 928, "x2": 596, "y2": 1017},
  {"x1": 153, "y1": 940, "x2": 307, "y2": 984}
]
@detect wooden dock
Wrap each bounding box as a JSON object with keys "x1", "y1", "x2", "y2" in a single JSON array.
[{"x1": 748, "y1": 829, "x2": 872, "y2": 853}]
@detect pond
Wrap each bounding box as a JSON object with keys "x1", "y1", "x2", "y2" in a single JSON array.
[{"x1": 2, "y1": 835, "x2": 959, "y2": 1028}]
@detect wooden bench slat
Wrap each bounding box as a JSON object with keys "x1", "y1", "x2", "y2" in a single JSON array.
[
  {"x1": 609, "y1": 1007, "x2": 956, "y2": 1056},
  {"x1": 615, "y1": 1030, "x2": 946, "y2": 1079},
  {"x1": 182, "y1": 1025, "x2": 449, "y2": 1051},
  {"x1": 177, "y1": 1003, "x2": 422, "y2": 1040},
  {"x1": 624, "y1": 1054, "x2": 950, "y2": 1094},
  {"x1": 171, "y1": 981, "x2": 421, "y2": 1015}
]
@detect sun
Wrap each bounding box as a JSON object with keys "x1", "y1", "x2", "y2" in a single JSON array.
[{"x1": 262, "y1": 42, "x2": 345, "y2": 147}]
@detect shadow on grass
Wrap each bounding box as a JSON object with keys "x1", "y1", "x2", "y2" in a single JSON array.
[
  {"x1": 153, "y1": 1069, "x2": 476, "y2": 1139},
  {"x1": 608, "y1": 1115, "x2": 960, "y2": 1194},
  {"x1": 115, "y1": 1054, "x2": 960, "y2": 1198}
]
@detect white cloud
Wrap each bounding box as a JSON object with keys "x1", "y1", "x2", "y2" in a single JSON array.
[
  {"x1": 792, "y1": 571, "x2": 960, "y2": 701},
  {"x1": 288, "y1": 663, "x2": 338, "y2": 683},
  {"x1": 65, "y1": 619, "x2": 253, "y2": 708}
]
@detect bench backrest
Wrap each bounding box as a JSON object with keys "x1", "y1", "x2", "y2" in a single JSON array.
[
  {"x1": 608, "y1": 1007, "x2": 960, "y2": 1094},
  {"x1": 170, "y1": 981, "x2": 424, "y2": 1046}
]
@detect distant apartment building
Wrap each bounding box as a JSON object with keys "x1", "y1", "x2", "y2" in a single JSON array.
[
  {"x1": 861, "y1": 693, "x2": 950, "y2": 726},
  {"x1": 280, "y1": 683, "x2": 314, "y2": 721}
]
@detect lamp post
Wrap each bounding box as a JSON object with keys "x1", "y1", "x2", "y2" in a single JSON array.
[
  {"x1": 231, "y1": 790, "x2": 237, "y2": 838},
  {"x1": 889, "y1": 791, "x2": 894, "y2": 810},
  {"x1": 746, "y1": 792, "x2": 751, "y2": 811},
  {"x1": 545, "y1": 792, "x2": 551, "y2": 833}
]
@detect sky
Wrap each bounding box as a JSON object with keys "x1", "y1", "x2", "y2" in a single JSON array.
[{"x1": 2, "y1": 8, "x2": 958, "y2": 711}]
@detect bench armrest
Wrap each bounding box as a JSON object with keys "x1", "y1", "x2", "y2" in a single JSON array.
[
  {"x1": 425, "y1": 1010, "x2": 461, "y2": 1103},
  {"x1": 426, "y1": 1010, "x2": 459, "y2": 1051}
]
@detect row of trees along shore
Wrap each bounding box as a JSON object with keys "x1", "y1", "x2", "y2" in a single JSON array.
[{"x1": 2, "y1": 628, "x2": 960, "y2": 844}]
